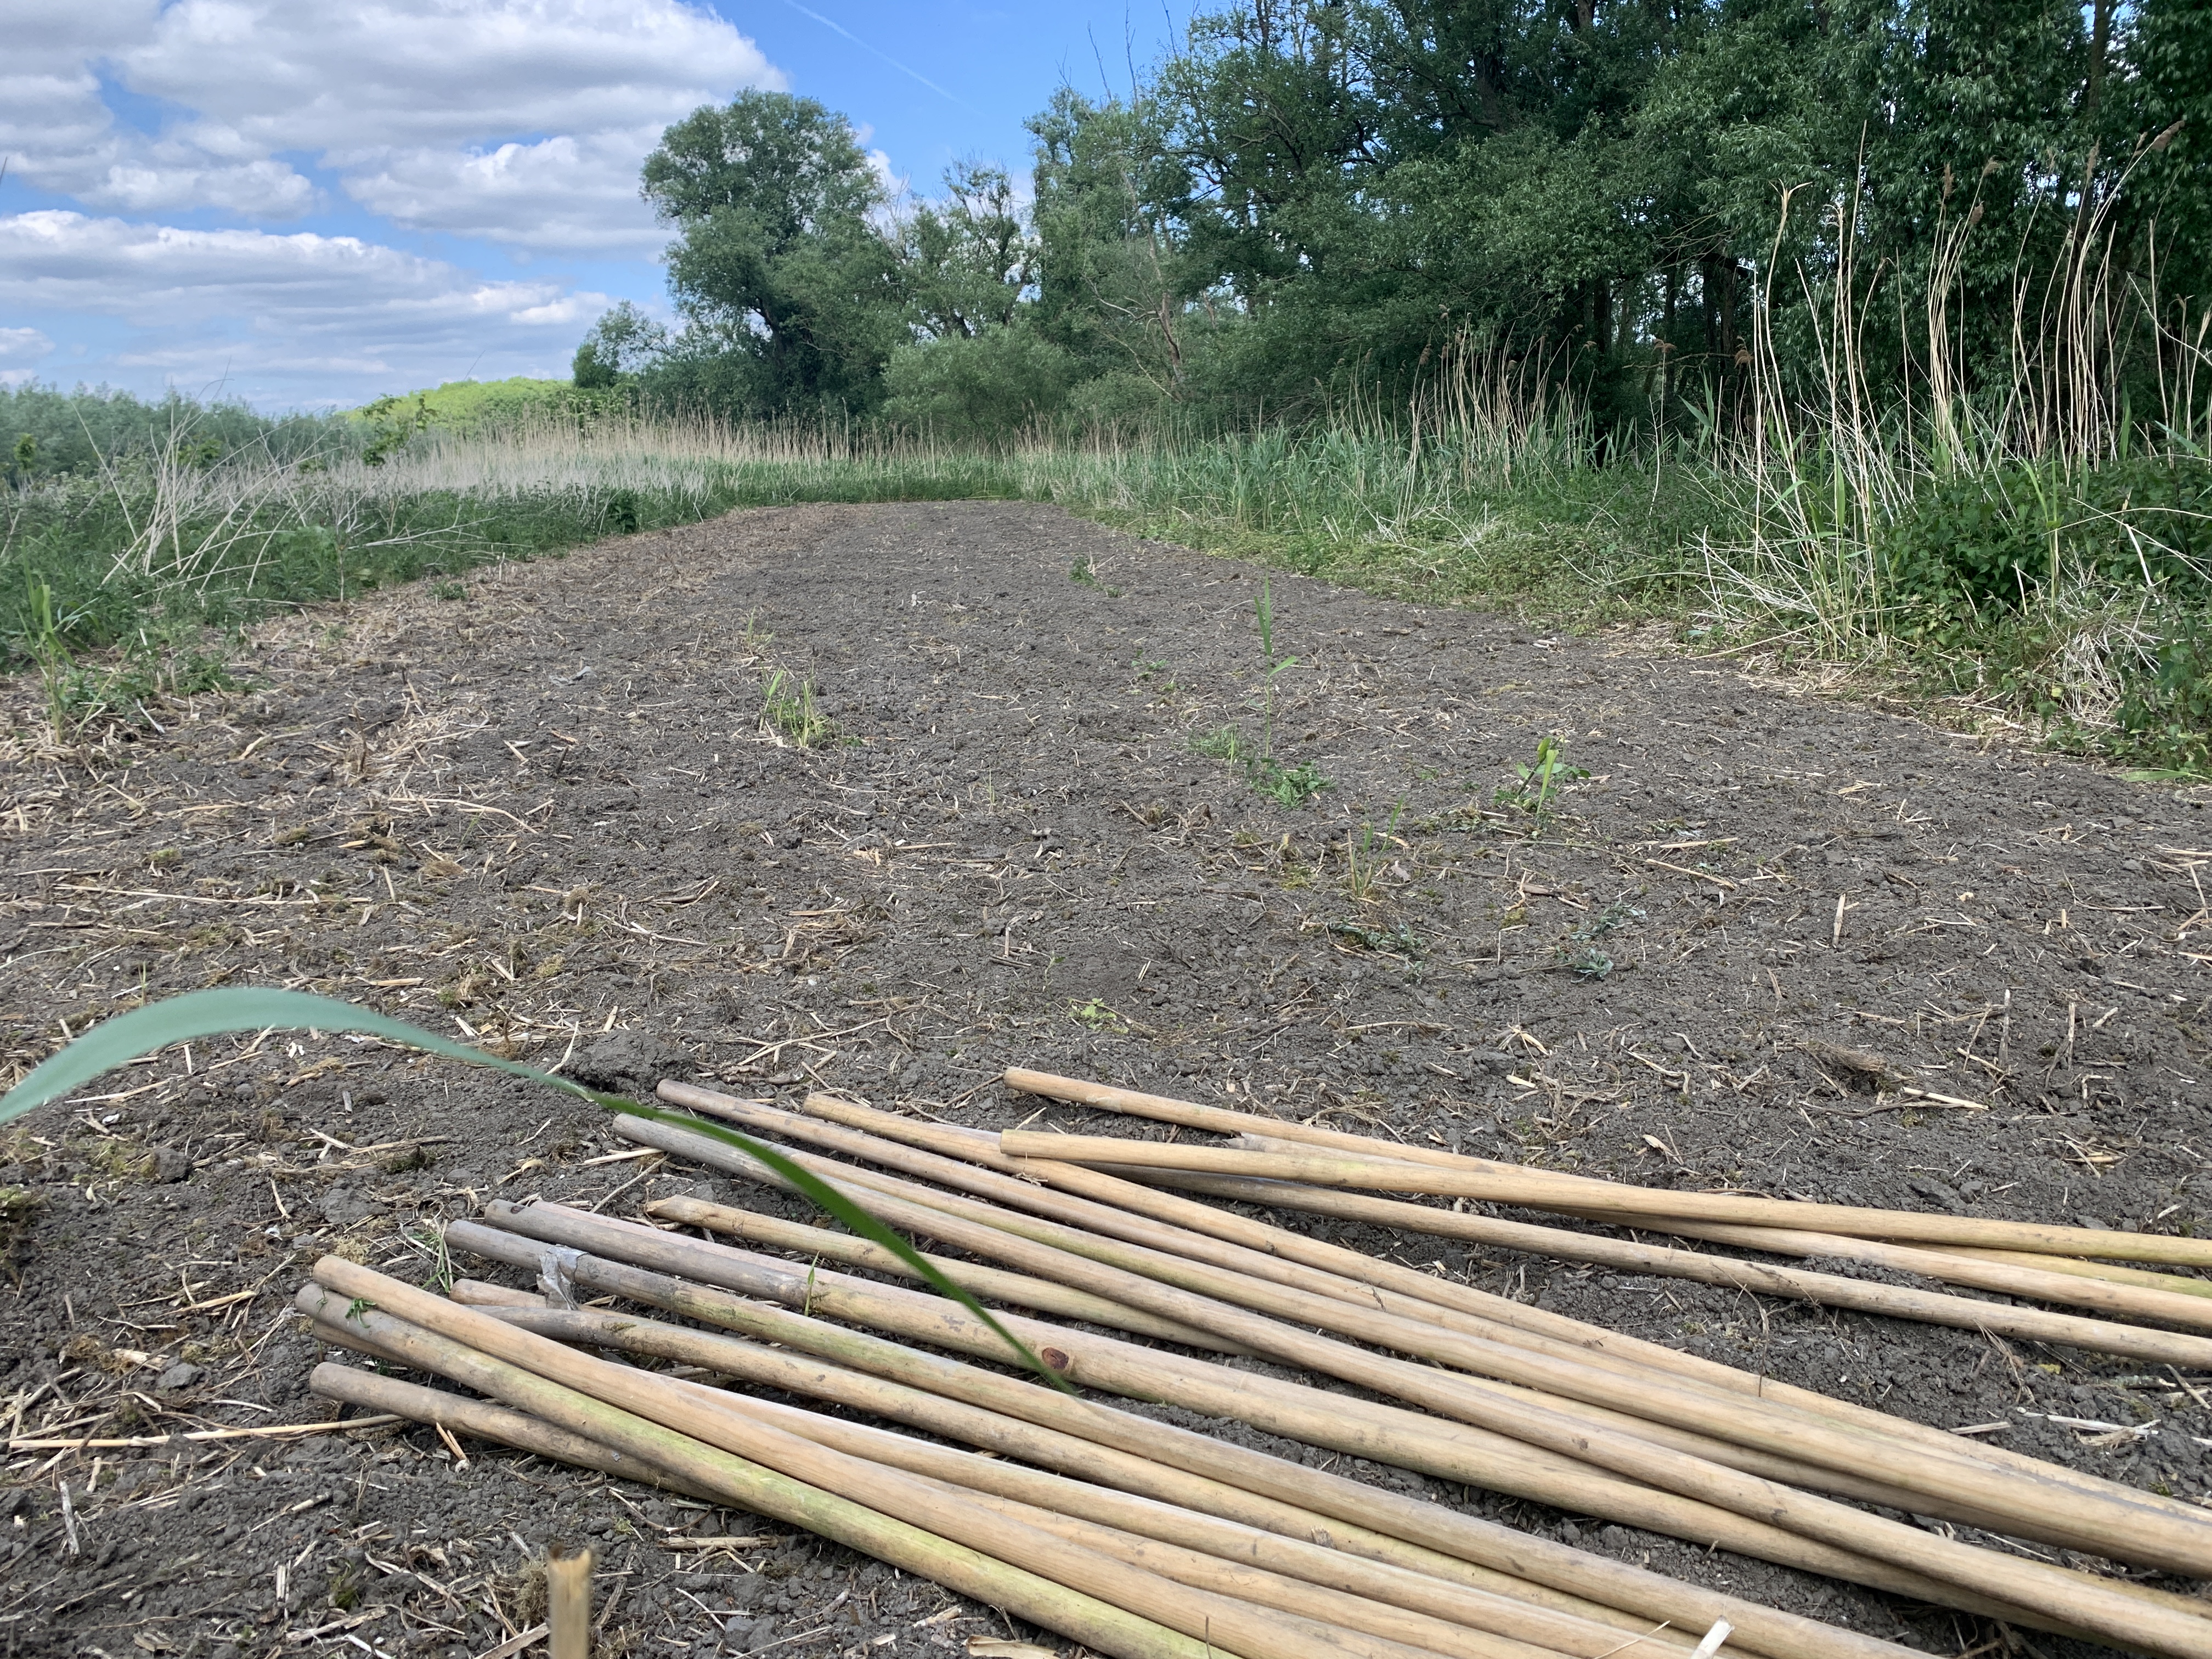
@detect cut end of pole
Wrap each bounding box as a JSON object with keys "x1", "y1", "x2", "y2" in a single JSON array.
[{"x1": 548, "y1": 1542, "x2": 594, "y2": 1659}]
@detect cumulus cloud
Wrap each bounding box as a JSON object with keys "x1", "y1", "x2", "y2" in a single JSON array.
[
  {"x1": 6, "y1": 1, "x2": 781, "y2": 245},
  {"x1": 0, "y1": 328, "x2": 56, "y2": 365},
  {"x1": 341, "y1": 127, "x2": 679, "y2": 254},
  {"x1": 1, "y1": 212, "x2": 607, "y2": 402}
]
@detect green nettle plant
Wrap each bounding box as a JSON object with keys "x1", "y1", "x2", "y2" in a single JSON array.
[{"x1": 0, "y1": 990, "x2": 1062, "y2": 1381}]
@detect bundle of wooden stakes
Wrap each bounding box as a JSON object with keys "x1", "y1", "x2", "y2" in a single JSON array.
[{"x1": 299, "y1": 1070, "x2": 2212, "y2": 1659}]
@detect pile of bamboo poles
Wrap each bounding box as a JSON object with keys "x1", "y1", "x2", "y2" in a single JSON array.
[
  {"x1": 991, "y1": 1068, "x2": 2212, "y2": 1365},
  {"x1": 299, "y1": 1070, "x2": 2212, "y2": 1659}
]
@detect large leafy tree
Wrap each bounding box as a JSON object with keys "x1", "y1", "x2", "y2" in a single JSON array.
[
  {"x1": 902, "y1": 161, "x2": 1033, "y2": 341},
  {"x1": 640, "y1": 91, "x2": 905, "y2": 414}
]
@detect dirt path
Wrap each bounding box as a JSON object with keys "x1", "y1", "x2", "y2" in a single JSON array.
[{"x1": 4, "y1": 500, "x2": 2210, "y2": 1658}]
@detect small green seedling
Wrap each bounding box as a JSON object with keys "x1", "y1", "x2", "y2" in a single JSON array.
[
  {"x1": 1251, "y1": 758, "x2": 1332, "y2": 807},
  {"x1": 431, "y1": 580, "x2": 467, "y2": 601},
  {"x1": 1192, "y1": 726, "x2": 1248, "y2": 763},
  {"x1": 1496, "y1": 735, "x2": 1588, "y2": 820},
  {"x1": 1253, "y1": 575, "x2": 1296, "y2": 759},
  {"x1": 1070, "y1": 997, "x2": 1127, "y2": 1031},
  {"x1": 1071, "y1": 557, "x2": 1122, "y2": 596},
  {"x1": 1553, "y1": 897, "x2": 1645, "y2": 979},
  {"x1": 1328, "y1": 918, "x2": 1423, "y2": 957},
  {"x1": 1345, "y1": 799, "x2": 1407, "y2": 901}
]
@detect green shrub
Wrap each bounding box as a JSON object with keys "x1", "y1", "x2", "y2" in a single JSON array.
[
  {"x1": 884, "y1": 328, "x2": 1077, "y2": 440},
  {"x1": 2112, "y1": 624, "x2": 2212, "y2": 773}
]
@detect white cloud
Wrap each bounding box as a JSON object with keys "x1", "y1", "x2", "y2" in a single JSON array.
[
  {"x1": 5, "y1": 1, "x2": 781, "y2": 243},
  {"x1": 122, "y1": 1, "x2": 781, "y2": 156},
  {"x1": 0, "y1": 328, "x2": 56, "y2": 366},
  {"x1": 342, "y1": 126, "x2": 676, "y2": 253},
  {"x1": 0, "y1": 212, "x2": 607, "y2": 402}
]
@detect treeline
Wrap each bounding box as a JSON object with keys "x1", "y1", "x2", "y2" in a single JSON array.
[
  {"x1": 1, "y1": 384, "x2": 332, "y2": 483},
  {"x1": 578, "y1": 0, "x2": 2210, "y2": 441}
]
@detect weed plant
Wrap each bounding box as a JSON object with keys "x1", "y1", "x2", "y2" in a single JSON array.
[
  {"x1": 760, "y1": 669, "x2": 834, "y2": 747},
  {"x1": 1344, "y1": 799, "x2": 1407, "y2": 901},
  {"x1": 1495, "y1": 736, "x2": 1587, "y2": 821},
  {"x1": 1554, "y1": 898, "x2": 1645, "y2": 979}
]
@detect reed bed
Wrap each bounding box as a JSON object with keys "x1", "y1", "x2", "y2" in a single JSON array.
[{"x1": 298, "y1": 1068, "x2": 2212, "y2": 1659}]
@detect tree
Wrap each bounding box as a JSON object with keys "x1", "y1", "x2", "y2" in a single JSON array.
[
  {"x1": 641, "y1": 91, "x2": 905, "y2": 414},
  {"x1": 572, "y1": 302, "x2": 668, "y2": 388},
  {"x1": 902, "y1": 161, "x2": 1033, "y2": 341}
]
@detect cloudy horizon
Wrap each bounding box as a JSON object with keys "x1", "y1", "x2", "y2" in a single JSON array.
[{"x1": 2, "y1": 1, "x2": 1171, "y2": 411}]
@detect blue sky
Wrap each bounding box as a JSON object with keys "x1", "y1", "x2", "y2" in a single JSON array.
[{"x1": 0, "y1": 1, "x2": 1186, "y2": 410}]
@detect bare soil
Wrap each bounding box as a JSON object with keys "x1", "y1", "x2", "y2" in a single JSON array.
[{"x1": 4, "y1": 500, "x2": 2211, "y2": 1659}]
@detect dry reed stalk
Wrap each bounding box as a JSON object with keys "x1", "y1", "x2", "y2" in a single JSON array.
[
  {"x1": 646, "y1": 1201, "x2": 1245, "y2": 1353},
  {"x1": 324, "y1": 1302, "x2": 1591, "y2": 1659},
  {"x1": 636, "y1": 1357, "x2": 1565, "y2": 1659},
  {"x1": 635, "y1": 1173, "x2": 2212, "y2": 1587},
  {"x1": 448, "y1": 1279, "x2": 549, "y2": 1307},
  {"x1": 1218, "y1": 1126, "x2": 2212, "y2": 1330},
  {"x1": 610, "y1": 1124, "x2": 2211, "y2": 1573},
  {"x1": 300, "y1": 1263, "x2": 1415, "y2": 1659},
  {"x1": 474, "y1": 1299, "x2": 1706, "y2": 1659},
  {"x1": 455, "y1": 1210, "x2": 2162, "y2": 1646},
  {"x1": 300, "y1": 1315, "x2": 1212, "y2": 1659},
  {"x1": 548, "y1": 1544, "x2": 591, "y2": 1659},
  {"x1": 443, "y1": 1217, "x2": 2019, "y2": 1650},
  {"x1": 660, "y1": 1085, "x2": 2212, "y2": 1543},
  {"x1": 307, "y1": 1358, "x2": 721, "y2": 1500},
  {"x1": 1548, "y1": 1209, "x2": 2212, "y2": 1332},
  {"x1": 648, "y1": 1192, "x2": 2036, "y2": 1528},
  {"x1": 1931, "y1": 1246, "x2": 2212, "y2": 1300},
  {"x1": 1000, "y1": 1071, "x2": 2212, "y2": 1267},
  {"x1": 919, "y1": 1477, "x2": 1567, "y2": 1659},
  {"x1": 647, "y1": 1094, "x2": 1897, "y2": 1431},
  {"x1": 773, "y1": 1089, "x2": 2208, "y2": 1518},
  {"x1": 1114, "y1": 1162, "x2": 2212, "y2": 1368}
]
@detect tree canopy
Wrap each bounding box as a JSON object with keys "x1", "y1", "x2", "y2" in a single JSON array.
[{"x1": 581, "y1": 1, "x2": 2210, "y2": 438}]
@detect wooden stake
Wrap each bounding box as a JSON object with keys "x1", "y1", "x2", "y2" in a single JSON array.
[
  {"x1": 998, "y1": 1070, "x2": 2212, "y2": 1267},
  {"x1": 548, "y1": 1544, "x2": 591, "y2": 1659}
]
